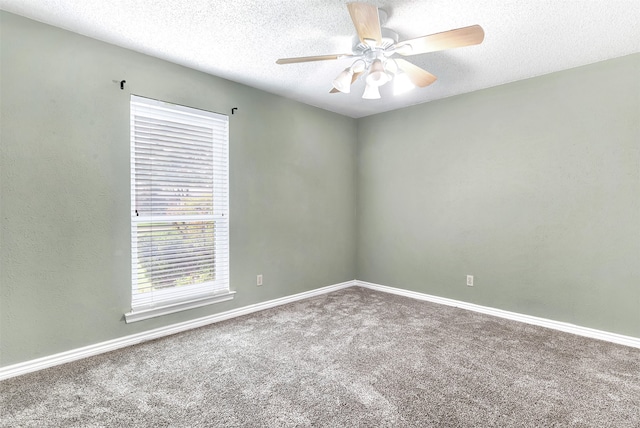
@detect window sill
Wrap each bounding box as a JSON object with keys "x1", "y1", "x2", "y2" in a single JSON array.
[{"x1": 124, "y1": 291, "x2": 236, "y2": 323}]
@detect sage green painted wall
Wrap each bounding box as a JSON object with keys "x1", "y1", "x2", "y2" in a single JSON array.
[
  {"x1": 357, "y1": 54, "x2": 640, "y2": 337},
  {"x1": 0, "y1": 12, "x2": 357, "y2": 367}
]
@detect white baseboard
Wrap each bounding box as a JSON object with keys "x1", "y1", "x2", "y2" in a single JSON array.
[
  {"x1": 0, "y1": 280, "x2": 356, "y2": 381},
  {"x1": 356, "y1": 280, "x2": 640, "y2": 349},
  {"x1": 3, "y1": 278, "x2": 637, "y2": 381}
]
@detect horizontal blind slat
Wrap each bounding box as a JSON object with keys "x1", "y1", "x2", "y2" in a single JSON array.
[
  {"x1": 136, "y1": 265, "x2": 215, "y2": 283},
  {"x1": 134, "y1": 119, "x2": 215, "y2": 137},
  {"x1": 136, "y1": 253, "x2": 215, "y2": 269}
]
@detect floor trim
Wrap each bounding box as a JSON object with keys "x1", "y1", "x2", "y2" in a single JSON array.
[
  {"x1": 356, "y1": 280, "x2": 640, "y2": 349},
  {"x1": 0, "y1": 280, "x2": 355, "y2": 381},
  {"x1": 3, "y1": 278, "x2": 638, "y2": 380}
]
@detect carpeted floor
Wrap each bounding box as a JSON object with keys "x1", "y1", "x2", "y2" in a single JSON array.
[{"x1": 1, "y1": 287, "x2": 639, "y2": 427}]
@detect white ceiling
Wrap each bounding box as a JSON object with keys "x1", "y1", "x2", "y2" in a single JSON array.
[{"x1": 1, "y1": 0, "x2": 638, "y2": 118}]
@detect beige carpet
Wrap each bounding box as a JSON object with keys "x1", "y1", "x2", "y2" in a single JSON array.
[{"x1": 1, "y1": 287, "x2": 639, "y2": 427}]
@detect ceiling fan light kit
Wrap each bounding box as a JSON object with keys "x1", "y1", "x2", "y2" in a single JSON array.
[
  {"x1": 365, "y1": 59, "x2": 390, "y2": 87},
  {"x1": 393, "y1": 71, "x2": 415, "y2": 95},
  {"x1": 333, "y1": 67, "x2": 355, "y2": 93},
  {"x1": 362, "y1": 82, "x2": 381, "y2": 100},
  {"x1": 276, "y1": 2, "x2": 485, "y2": 100}
]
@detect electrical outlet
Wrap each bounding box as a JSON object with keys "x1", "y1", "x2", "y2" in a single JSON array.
[
  {"x1": 257, "y1": 274, "x2": 263, "y2": 286},
  {"x1": 467, "y1": 275, "x2": 474, "y2": 286}
]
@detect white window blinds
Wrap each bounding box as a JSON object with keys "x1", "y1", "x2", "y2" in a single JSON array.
[{"x1": 130, "y1": 95, "x2": 229, "y2": 312}]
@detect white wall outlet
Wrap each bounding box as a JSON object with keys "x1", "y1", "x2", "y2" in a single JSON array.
[
  {"x1": 467, "y1": 275, "x2": 474, "y2": 286},
  {"x1": 257, "y1": 274, "x2": 263, "y2": 286}
]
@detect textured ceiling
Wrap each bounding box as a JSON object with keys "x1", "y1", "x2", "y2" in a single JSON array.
[{"x1": 1, "y1": 0, "x2": 638, "y2": 118}]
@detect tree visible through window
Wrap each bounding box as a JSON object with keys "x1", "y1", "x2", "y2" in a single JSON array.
[{"x1": 130, "y1": 95, "x2": 229, "y2": 313}]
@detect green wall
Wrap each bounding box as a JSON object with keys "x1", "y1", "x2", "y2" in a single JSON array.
[
  {"x1": 357, "y1": 54, "x2": 640, "y2": 337},
  {"x1": 0, "y1": 12, "x2": 357, "y2": 367}
]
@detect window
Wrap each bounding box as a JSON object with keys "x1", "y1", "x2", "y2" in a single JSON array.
[{"x1": 125, "y1": 95, "x2": 232, "y2": 323}]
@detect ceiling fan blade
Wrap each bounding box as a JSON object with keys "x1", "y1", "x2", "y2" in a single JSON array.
[
  {"x1": 330, "y1": 71, "x2": 363, "y2": 93},
  {"x1": 395, "y1": 59, "x2": 437, "y2": 87},
  {"x1": 395, "y1": 25, "x2": 485, "y2": 56},
  {"x1": 276, "y1": 54, "x2": 351, "y2": 65},
  {"x1": 347, "y1": 2, "x2": 382, "y2": 45}
]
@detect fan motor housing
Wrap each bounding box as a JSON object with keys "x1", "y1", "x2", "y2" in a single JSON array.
[{"x1": 352, "y1": 27, "x2": 399, "y2": 55}]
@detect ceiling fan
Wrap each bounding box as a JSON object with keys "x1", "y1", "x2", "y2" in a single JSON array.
[{"x1": 276, "y1": 2, "x2": 484, "y2": 99}]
